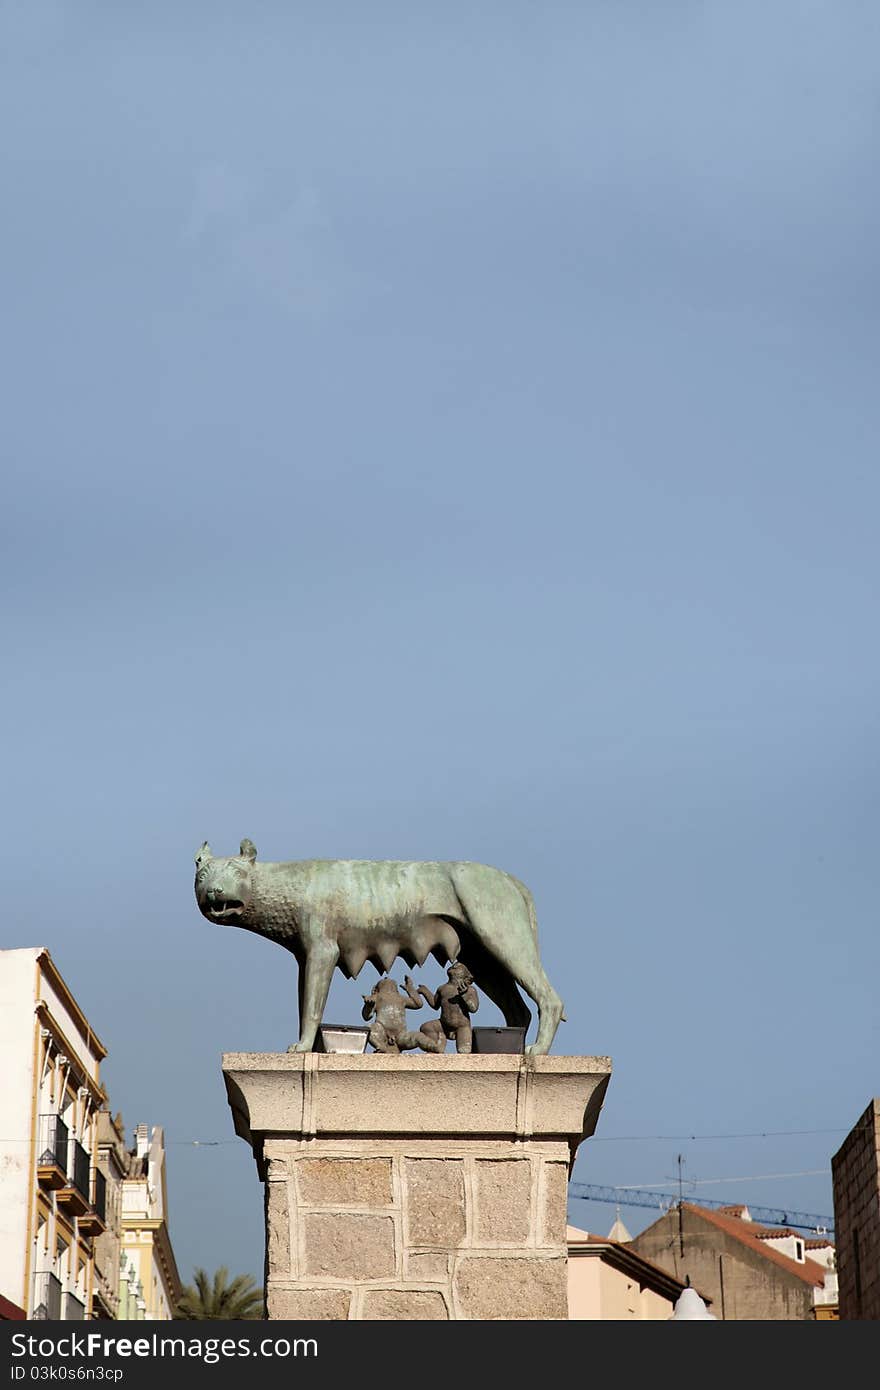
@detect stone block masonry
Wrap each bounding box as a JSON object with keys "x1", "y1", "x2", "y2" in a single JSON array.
[
  {"x1": 264, "y1": 1140, "x2": 570, "y2": 1318},
  {"x1": 223, "y1": 1052, "x2": 611, "y2": 1320}
]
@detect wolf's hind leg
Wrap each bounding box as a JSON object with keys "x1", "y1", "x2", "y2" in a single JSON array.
[{"x1": 290, "y1": 936, "x2": 339, "y2": 1052}]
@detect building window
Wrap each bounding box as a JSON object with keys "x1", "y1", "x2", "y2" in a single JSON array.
[{"x1": 795, "y1": 1240, "x2": 804, "y2": 1261}]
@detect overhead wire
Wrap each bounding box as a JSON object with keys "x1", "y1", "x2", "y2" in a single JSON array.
[{"x1": 0, "y1": 1124, "x2": 851, "y2": 1145}]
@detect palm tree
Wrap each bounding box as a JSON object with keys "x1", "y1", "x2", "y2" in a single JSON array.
[{"x1": 174, "y1": 1266, "x2": 263, "y2": 1320}]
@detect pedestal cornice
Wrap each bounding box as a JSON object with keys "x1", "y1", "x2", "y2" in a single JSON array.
[{"x1": 222, "y1": 1052, "x2": 611, "y2": 1171}]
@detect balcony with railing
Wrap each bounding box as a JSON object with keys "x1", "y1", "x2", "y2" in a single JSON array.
[
  {"x1": 37, "y1": 1115, "x2": 69, "y2": 1190},
  {"x1": 93, "y1": 1167, "x2": 106, "y2": 1224},
  {"x1": 37, "y1": 1116, "x2": 107, "y2": 1234},
  {"x1": 32, "y1": 1271, "x2": 62, "y2": 1321},
  {"x1": 71, "y1": 1139, "x2": 89, "y2": 1201},
  {"x1": 56, "y1": 1138, "x2": 91, "y2": 1219},
  {"x1": 78, "y1": 1166, "x2": 107, "y2": 1237}
]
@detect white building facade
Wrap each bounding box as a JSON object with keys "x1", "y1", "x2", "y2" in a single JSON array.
[
  {"x1": 0, "y1": 948, "x2": 108, "y2": 1319},
  {"x1": 120, "y1": 1125, "x2": 180, "y2": 1320}
]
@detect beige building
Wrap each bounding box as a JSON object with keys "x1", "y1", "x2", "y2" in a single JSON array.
[
  {"x1": 567, "y1": 1223, "x2": 700, "y2": 1319},
  {"x1": 629, "y1": 1202, "x2": 836, "y2": 1320},
  {"x1": 0, "y1": 947, "x2": 109, "y2": 1319},
  {"x1": 92, "y1": 1110, "x2": 128, "y2": 1319},
  {"x1": 120, "y1": 1124, "x2": 181, "y2": 1320}
]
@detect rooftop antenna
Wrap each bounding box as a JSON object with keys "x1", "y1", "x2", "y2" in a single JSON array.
[{"x1": 677, "y1": 1153, "x2": 686, "y2": 1259}]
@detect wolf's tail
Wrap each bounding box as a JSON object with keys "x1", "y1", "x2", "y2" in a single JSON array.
[{"x1": 512, "y1": 873, "x2": 567, "y2": 1022}]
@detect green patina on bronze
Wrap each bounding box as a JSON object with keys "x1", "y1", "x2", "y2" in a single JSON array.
[{"x1": 194, "y1": 840, "x2": 566, "y2": 1054}]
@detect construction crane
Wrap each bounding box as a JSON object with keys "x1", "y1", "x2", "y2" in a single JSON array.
[{"x1": 569, "y1": 1182, "x2": 834, "y2": 1236}]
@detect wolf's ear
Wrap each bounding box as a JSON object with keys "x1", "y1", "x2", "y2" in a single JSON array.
[
  {"x1": 240, "y1": 838, "x2": 258, "y2": 862},
  {"x1": 195, "y1": 842, "x2": 212, "y2": 866}
]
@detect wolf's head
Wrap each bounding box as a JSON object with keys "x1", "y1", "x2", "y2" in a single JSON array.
[{"x1": 194, "y1": 839, "x2": 258, "y2": 927}]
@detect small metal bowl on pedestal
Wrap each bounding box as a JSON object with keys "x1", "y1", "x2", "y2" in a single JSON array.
[
  {"x1": 309, "y1": 1026, "x2": 371, "y2": 1054},
  {"x1": 471, "y1": 1027, "x2": 526, "y2": 1054}
]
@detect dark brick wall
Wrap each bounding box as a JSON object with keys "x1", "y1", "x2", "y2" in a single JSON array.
[{"x1": 832, "y1": 1099, "x2": 880, "y2": 1321}]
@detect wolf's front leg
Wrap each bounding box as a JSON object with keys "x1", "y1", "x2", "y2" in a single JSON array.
[{"x1": 291, "y1": 938, "x2": 340, "y2": 1051}]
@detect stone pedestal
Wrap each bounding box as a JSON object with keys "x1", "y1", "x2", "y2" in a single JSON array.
[{"x1": 222, "y1": 1052, "x2": 611, "y2": 1321}]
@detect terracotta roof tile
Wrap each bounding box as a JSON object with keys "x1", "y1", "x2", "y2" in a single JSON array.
[{"x1": 681, "y1": 1204, "x2": 826, "y2": 1287}]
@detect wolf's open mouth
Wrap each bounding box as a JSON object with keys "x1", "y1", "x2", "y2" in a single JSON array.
[{"x1": 207, "y1": 900, "x2": 244, "y2": 919}]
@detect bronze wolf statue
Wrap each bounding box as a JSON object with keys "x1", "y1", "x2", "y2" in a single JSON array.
[{"x1": 194, "y1": 840, "x2": 565, "y2": 1054}]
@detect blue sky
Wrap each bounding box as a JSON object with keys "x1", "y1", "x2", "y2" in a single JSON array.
[{"x1": 3, "y1": 2, "x2": 879, "y2": 1283}]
